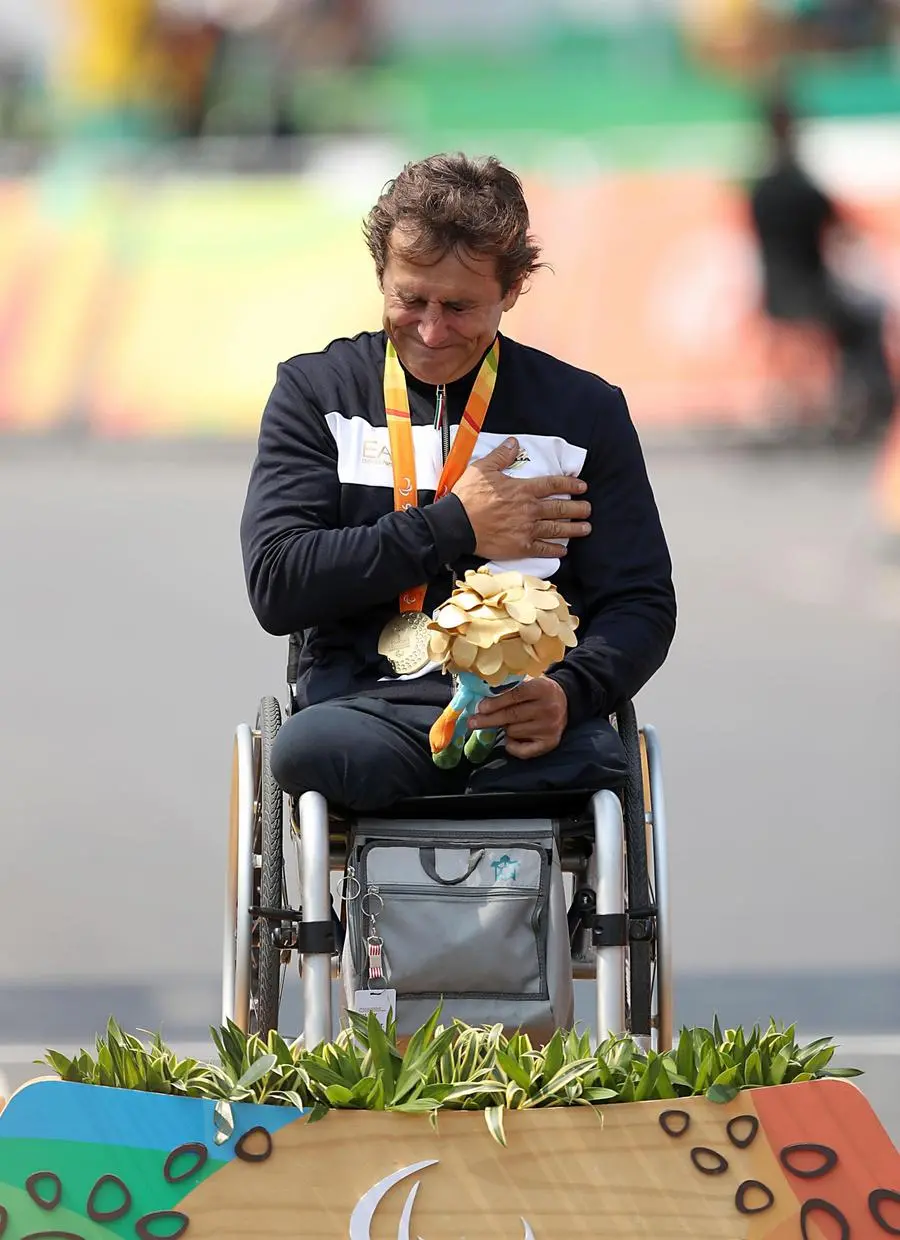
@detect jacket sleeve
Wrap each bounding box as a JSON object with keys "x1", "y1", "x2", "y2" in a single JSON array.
[
  {"x1": 240, "y1": 361, "x2": 476, "y2": 635},
  {"x1": 547, "y1": 386, "x2": 676, "y2": 726}
]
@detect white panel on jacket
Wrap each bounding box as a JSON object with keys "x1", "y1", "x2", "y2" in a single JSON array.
[
  {"x1": 325, "y1": 414, "x2": 442, "y2": 490},
  {"x1": 325, "y1": 412, "x2": 589, "y2": 583},
  {"x1": 472, "y1": 431, "x2": 588, "y2": 582}
]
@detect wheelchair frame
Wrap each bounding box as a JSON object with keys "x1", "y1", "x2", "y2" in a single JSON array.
[{"x1": 223, "y1": 635, "x2": 673, "y2": 1050}]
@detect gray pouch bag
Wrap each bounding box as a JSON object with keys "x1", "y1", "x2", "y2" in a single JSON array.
[{"x1": 340, "y1": 816, "x2": 574, "y2": 1039}]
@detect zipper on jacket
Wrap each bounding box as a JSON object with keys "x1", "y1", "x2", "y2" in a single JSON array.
[
  {"x1": 435, "y1": 384, "x2": 449, "y2": 464},
  {"x1": 435, "y1": 382, "x2": 455, "y2": 585}
]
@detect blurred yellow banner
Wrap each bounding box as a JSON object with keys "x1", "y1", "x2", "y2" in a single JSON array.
[
  {"x1": 57, "y1": 0, "x2": 156, "y2": 107},
  {"x1": 0, "y1": 177, "x2": 383, "y2": 435},
  {"x1": 0, "y1": 172, "x2": 897, "y2": 438}
]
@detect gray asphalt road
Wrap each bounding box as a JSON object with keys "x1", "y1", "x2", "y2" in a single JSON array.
[{"x1": 0, "y1": 434, "x2": 897, "y2": 1139}]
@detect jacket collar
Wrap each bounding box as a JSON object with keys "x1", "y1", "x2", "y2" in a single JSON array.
[{"x1": 383, "y1": 332, "x2": 501, "y2": 399}]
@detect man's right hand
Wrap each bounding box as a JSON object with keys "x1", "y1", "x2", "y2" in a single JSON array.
[{"x1": 451, "y1": 438, "x2": 592, "y2": 561}]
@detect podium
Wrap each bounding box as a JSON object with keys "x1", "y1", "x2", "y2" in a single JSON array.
[{"x1": 1, "y1": 1076, "x2": 898, "y2": 1238}]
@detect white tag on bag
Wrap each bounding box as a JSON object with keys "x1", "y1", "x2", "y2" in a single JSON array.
[{"x1": 353, "y1": 988, "x2": 397, "y2": 1029}]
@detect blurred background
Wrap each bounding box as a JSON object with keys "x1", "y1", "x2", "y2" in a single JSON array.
[{"x1": 1, "y1": 0, "x2": 899, "y2": 1139}]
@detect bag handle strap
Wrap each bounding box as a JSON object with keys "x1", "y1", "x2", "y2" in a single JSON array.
[{"x1": 419, "y1": 847, "x2": 485, "y2": 886}]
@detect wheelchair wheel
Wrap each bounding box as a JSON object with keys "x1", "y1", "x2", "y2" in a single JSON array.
[
  {"x1": 614, "y1": 699, "x2": 654, "y2": 1043},
  {"x1": 642, "y1": 723, "x2": 673, "y2": 1051},
  {"x1": 222, "y1": 697, "x2": 285, "y2": 1037},
  {"x1": 222, "y1": 722, "x2": 255, "y2": 1031},
  {"x1": 252, "y1": 695, "x2": 284, "y2": 1037}
]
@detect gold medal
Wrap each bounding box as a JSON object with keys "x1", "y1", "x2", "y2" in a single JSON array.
[{"x1": 377, "y1": 612, "x2": 432, "y2": 675}]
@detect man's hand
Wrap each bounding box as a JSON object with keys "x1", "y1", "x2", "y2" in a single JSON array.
[
  {"x1": 470, "y1": 677, "x2": 569, "y2": 760},
  {"x1": 452, "y1": 438, "x2": 591, "y2": 561}
]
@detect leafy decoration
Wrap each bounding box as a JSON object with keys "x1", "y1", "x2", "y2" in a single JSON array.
[{"x1": 40, "y1": 1013, "x2": 862, "y2": 1146}]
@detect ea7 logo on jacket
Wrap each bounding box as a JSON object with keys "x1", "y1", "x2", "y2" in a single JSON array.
[
  {"x1": 363, "y1": 438, "x2": 393, "y2": 467},
  {"x1": 349, "y1": 1160, "x2": 537, "y2": 1238}
]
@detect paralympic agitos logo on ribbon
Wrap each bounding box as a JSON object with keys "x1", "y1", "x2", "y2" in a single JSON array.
[{"x1": 349, "y1": 1160, "x2": 537, "y2": 1238}]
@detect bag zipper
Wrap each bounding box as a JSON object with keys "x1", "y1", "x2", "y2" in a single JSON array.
[
  {"x1": 357, "y1": 839, "x2": 549, "y2": 891},
  {"x1": 372, "y1": 882, "x2": 543, "y2": 898}
]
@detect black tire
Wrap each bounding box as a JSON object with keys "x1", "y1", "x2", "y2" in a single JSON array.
[
  {"x1": 253, "y1": 695, "x2": 283, "y2": 1037},
  {"x1": 614, "y1": 699, "x2": 654, "y2": 1039}
]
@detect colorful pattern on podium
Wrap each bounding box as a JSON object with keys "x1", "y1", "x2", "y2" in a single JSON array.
[{"x1": 0, "y1": 1078, "x2": 897, "y2": 1237}]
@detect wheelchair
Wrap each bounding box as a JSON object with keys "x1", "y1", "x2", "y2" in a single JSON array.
[{"x1": 222, "y1": 634, "x2": 673, "y2": 1051}]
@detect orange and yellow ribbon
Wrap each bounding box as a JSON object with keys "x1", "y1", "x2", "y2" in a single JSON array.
[{"x1": 384, "y1": 337, "x2": 500, "y2": 613}]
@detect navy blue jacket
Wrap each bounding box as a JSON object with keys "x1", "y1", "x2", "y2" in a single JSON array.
[{"x1": 241, "y1": 330, "x2": 676, "y2": 726}]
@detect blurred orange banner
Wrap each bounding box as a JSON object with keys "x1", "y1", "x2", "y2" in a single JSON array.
[{"x1": 0, "y1": 172, "x2": 898, "y2": 440}]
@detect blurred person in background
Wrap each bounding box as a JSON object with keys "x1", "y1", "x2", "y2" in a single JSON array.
[
  {"x1": 147, "y1": 3, "x2": 222, "y2": 139},
  {"x1": 264, "y1": 0, "x2": 371, "y2": 138},
  {"x1": 152, "y1": 0, "x2": 370, "y2": 140},
  {"x1": 4, "y1": 0, "x2": 370, "y2": 144},
  {"x1": 749, "y1": 92, "x2": 895, "y2": 440},
  {"x1": 53, "y1": 0, "x2": 156, "y2": 138},
  {"x1": 0, "y1": 1, "x2": 62, "y2": 138}
]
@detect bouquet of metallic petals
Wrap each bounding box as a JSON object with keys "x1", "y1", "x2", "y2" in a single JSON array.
[
  {"x1": 426, "y1": 567, "x2": 579, "y2": 766},
  {"x1": 427, "y1": 567, "x2": 579, "y2": 684}
]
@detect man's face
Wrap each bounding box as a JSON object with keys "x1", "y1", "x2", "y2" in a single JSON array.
[{"x1": 381, "y1": 228, "x2": 522, "y2": 386}]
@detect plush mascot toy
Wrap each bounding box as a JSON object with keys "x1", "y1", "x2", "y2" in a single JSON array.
[{"x1": 426, "y1": 568, "x2": 579, "y2": 768}]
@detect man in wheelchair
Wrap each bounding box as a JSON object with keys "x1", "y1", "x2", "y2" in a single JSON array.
[{"x1": 240, "y1": 153, "x2": 676, "y2": 814}]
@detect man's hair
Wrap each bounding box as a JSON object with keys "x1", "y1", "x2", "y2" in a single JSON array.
[{"x1": 363, "y1": 153, "x2": 544, "y2": 294}]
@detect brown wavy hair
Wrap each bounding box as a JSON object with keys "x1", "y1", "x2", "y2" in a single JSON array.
[{"x1": 363, "y1": 153, "x2": 545, "y2": 294}]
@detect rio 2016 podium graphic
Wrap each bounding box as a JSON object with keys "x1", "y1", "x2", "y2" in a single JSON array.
[{"x1": 0, "y1": 1075, "x2": 898, "y2": 1237}]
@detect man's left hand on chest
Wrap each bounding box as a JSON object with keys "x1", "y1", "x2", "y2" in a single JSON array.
[{"x1": 470, "y1": 676, "x2": 569, "y2": 760}]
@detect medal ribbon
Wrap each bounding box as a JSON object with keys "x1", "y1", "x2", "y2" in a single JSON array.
[{"x1": 384, "y1": 337, "x2": 500, "y2": 613}]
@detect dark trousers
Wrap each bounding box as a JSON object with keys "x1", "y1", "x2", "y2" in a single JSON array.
[{"x1": 270, "y1": 697, "x2": 627, "y2": 812}]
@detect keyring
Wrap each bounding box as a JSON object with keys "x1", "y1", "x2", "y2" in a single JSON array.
[
  {"x1": 360, "y1": 890, "x2": 384, "y2": 918},
  {"x1": 337, "y1": 871, "x2": 361, "y2": 902}
]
